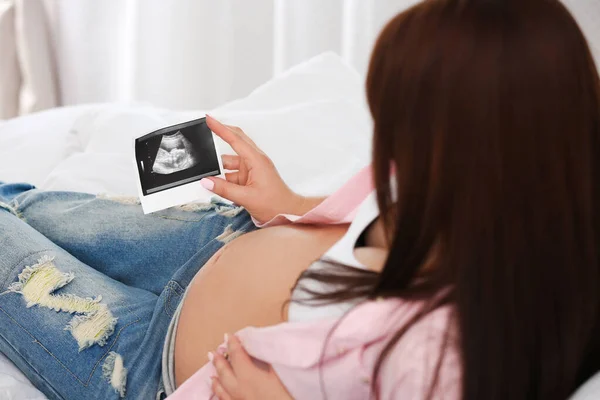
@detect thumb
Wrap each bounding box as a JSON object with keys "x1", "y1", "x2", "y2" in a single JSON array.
[{"x1": 200, "y1": 177, "x2": 247, "y2": 204}]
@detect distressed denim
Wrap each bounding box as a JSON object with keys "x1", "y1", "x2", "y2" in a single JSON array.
[{"x1": 0, "y1": 182, "x2": 257, "y2": 399}]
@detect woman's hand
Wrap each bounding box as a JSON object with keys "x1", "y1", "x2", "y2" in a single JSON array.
[
  {"x1": 202, "y1": 115, "x2": 323, "y2": 224},
  {"x1": 209, "y1": 334, "x2": 293, "y2": 400}
]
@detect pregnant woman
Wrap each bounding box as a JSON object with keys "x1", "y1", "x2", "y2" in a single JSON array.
[{"x1": 1, "y1": 0, "x2": 599, "y2": 399}]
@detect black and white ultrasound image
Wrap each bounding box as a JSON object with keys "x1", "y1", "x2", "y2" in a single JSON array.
[{"x1": 135, "y1": 118, "x2": 221, "y2": 195}]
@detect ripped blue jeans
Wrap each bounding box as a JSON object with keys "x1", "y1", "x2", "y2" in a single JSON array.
[{"x1": 0, "y1": 182, "x2": 256, "y2": 399}]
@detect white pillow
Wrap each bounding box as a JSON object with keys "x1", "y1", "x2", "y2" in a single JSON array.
[
  {"x1": 41, "y1": 53, "x2": 373, "y2": 197},
  {"x1": 0, "y1": 104, "x2": 104, "y2": 185}
]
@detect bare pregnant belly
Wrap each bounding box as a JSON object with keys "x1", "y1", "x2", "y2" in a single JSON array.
[{"x1": 174, "y1": 224, "x2": 348, "y2": 386}]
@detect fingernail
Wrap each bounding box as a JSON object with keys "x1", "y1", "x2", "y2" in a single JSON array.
[
  {"x1": 208, "y1": 352, "x2": 214, "y2": 362},
  {"x1": 224, "y1": 333, "x2": 229, "y2": 345},
  {"x1": 200, "y1": 178, "x2": 214, "y2": 191}
]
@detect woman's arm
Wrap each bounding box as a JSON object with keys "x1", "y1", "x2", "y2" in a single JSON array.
[{"x1": 287, "y1": 195, "x2": 327, "y2": 216}]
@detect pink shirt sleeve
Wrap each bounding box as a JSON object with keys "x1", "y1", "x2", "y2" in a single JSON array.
[{"x1": 252, "y1": 164, "x2": 374, "y2": 228}]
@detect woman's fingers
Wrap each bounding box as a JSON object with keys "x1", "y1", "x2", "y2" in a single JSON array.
[
  {"x1": 206, "y1": 116, "x2": 259, "y2": 162},
  {"x1": 224, "y1": 124, "x2": 259, "y2": 149},
  {"x1": 225, "y1": 172, "x2": 240, "y2": 185},
  {"x1": 222, "y1": 155, "x2": 248, "y2": 186},
  {"x1": 221, "y1": 154, "x2": 240, "y2": 170},
  {"x1": 227, "y1": 334, "x2": 255, "y2": 374},
  {"x1": 211, "y1": 352, "x2": 239, "y2": 397},
  {"x1": 211, "y1": 377, "x2": 233, "y2": 400}
]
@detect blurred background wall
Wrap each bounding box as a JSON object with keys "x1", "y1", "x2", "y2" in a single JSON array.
[{"x1": 0, "y1": 0, "x2": 598, "y2": 119}]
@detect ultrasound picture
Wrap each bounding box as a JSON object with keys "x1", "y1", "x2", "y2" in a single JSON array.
[
  {"x1": 135, "y1": 118, "x2": 221, "y2": 196},
  {"x1": 152, "y1": 131, "x2": 199, "y2": 174}
]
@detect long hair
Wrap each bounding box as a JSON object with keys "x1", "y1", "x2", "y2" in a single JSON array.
[{"x1": 294, "y1": 0, "x2": 600, "y2": 398}]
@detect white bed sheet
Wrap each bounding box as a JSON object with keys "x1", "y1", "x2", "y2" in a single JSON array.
[{"x1": 0, "y1": 52, "x2": 372, "y2": 398}]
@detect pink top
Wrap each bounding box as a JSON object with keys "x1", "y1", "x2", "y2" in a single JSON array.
[{"x1": 169, "y1": 165, "x2": 461, "y2": 399}]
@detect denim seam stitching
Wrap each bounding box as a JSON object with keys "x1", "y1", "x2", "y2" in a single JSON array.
[
  {"x1": 164, "y1": 288, "x2": 175, "y2": 318},
  {"x1": 0, "y1": 324, "x2": 66, "y2": 400},
  {"x1": 85, "y1": 319, "x2": 139, "y2": 384},
  {"x1": 157, "y1": 214, "x2": 209, "y2": 222},
  {"x1": 170, "y1": 280, "x2": 184, "y2": 295},
  {"x1": 164, "y1": 280, "x2": 185, "y2": 317},
  {"x1": 165, "y1": 288, "x2": 175, "y2": 318},
  {"x1": 0, "y1": 305, "x2": 139, "y2": 386}
]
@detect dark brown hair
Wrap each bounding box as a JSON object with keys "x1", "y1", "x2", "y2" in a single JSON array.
[{"x1": 295, "y1": 0, "x2": 600, "y2": 398}]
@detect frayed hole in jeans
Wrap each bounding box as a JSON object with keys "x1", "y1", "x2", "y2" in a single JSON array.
[
  {"x1": 4, "y1": 255, "x2": 118, "y2": 351},
  {"x1": 103, "y1": 351, "x2": 128, "y2": 398},
  {"x1": 216, "y1": 224, "x2": 245, "y2": 244},
  {"x1": 97, "y1": 194, "x2": 141, "y2": 205},
  {"x1": 0, "y1": 201, "x2": 24, "y2": 220}
]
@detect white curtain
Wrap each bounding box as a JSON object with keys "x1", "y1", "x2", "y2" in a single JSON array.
[
  {"x1": 15, "y1": 0, "x2": 600, "y2": 113},
  {"x1": 40, "y1": 0, "x2": 425, "y2": 110}
]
